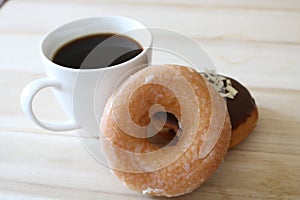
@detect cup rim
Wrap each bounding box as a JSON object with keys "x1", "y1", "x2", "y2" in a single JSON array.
[{"x1": 40, "y1": 16, "x2": 152, "y2": 72}]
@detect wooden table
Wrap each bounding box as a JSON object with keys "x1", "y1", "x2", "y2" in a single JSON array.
[{"x1": 1, "y1": 0, "x2": 299, "y2": 199}]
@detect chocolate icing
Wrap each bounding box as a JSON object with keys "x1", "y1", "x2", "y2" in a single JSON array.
[{"x1": 223, "y1": 77, "x2": 255, "y2": 130}]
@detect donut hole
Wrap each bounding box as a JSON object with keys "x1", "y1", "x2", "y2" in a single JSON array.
[
  {"x1": 147, "y1": 112, "x2": 181, "y2": 148},
  {"x1": 128, "y1": 83, "x2": 181, "y2": 127}
]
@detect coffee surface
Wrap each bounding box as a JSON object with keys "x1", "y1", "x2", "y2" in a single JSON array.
[{"x1": 52, "y1": 33, "x2": 143, "y2": 69}]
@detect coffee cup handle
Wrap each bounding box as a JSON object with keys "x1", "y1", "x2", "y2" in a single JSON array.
[{"x1": 20, "y1": 78, "x2": 77, "y2": 131}]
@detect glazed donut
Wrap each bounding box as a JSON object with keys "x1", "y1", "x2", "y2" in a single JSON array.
[{"x1": 100, "y1": 64, "x2": 231, "y2": 197}]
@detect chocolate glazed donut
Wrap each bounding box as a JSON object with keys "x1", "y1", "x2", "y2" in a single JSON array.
[{"x1": 223, "y1": 77, "x2": 258, "y2": 149}]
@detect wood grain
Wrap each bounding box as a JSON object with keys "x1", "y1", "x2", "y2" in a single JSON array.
[
  {"x1": 1, "y1": 1, "x2": 300, "y2": 44},
  {"x1": 0, "y1": 0, "x2": 299, "y2": 199}
]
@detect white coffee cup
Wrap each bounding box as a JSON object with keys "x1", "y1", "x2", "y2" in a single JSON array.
[{"x1": 20, "y1": 16, "x2": 152, "y2": 134}]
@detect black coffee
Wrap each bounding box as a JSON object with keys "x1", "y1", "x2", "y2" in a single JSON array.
[{"x1": 52, "y1": 33, "x2": 143, "y2": 69}]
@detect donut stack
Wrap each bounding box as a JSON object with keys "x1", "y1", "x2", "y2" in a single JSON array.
[{"x1": 100, "y1": 64, "x2": 258, "y2": 197}]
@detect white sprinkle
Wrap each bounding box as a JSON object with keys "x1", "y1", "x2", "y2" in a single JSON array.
[
  {"x1": 202, "y1": 69, "x2": 239, "y2": 99},
  {"x1": 225, "y1": 92, "x2": 234, "y2": 99},
  {"x1": 216, "y1": 80, "x2": 224, "y2": 92},
  {"x1": 226, "y1": 85, "x2": 238, "y2": 96},
  {"x1": 220, "y1": 93, "x2": 227, "y2": 98},
  {"x1": 219, "y1": 76, "x2": 227, "y2": 81},
  {"x1": 226, "y1": 79, "x2": 232, "y2": 86}
]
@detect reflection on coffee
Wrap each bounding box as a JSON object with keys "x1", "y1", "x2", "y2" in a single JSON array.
[{"x1": 52, "y1": 33, "x2": 143, "y2": 69}]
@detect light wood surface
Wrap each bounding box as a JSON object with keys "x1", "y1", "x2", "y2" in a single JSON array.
[{"x1": 0, "y1": 0, "x2": 299, "y2": 199}]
